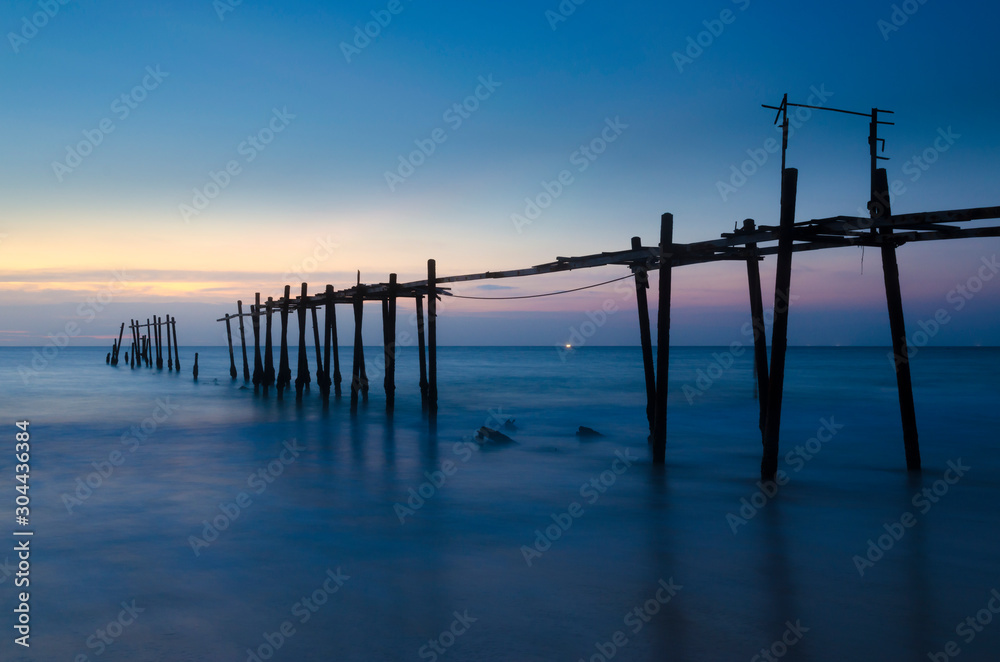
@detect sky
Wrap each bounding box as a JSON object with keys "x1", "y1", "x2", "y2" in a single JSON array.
[{"x1": 1, "y1": 0, "x2": 998, "y2": 347}]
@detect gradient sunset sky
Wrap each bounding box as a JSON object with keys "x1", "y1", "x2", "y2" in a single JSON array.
[{"x1": 2, "y1": 0, "x2": 998, "y2": 346}]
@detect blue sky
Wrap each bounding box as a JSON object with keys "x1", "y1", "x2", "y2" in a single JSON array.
[{"x1": 1, "y1": 0, "x2": 998, "y2": 346}]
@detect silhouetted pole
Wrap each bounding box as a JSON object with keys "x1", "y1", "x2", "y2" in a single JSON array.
[
  {"x1": 743, "y1": 219, "x2": 769, "y2": 440},
  {"x1": 225, "y1": 313, "x2": 238, "y2": 380},
  {"x1": 154, "y1": 316, "x2": 163, "y2": 369},
  {"x1": 171, "y1": 317, "x2": 180, "y2": 371},
  {"x1": 252, "y1": 294, "x2": 264, "y2": 393},
  {"x1": 295, "y1": 284, "x2": 310, "y2": 400},
  {"x1": 237, "y1": 300, "x2": 250, "y2": 382},
  {"x1": 327, "y1": 285, "x2": 341, "y2": 398},
  {"x1": 631, "y1": 236, "x2": 656, "y2": 438},
  {"x1": 277, "y1": 285, "x2": 292, "y2": 399},
  {"x1": 761, "y1": 168, "x2": 799, "y2": 481},
  {"x1": 651, "y1": 214, "x2": 673, "y2": 464},
  {"x1": 311, "y1": 305, "x2": 324, "y2": 394},
  {"x1": 350, "y1": 284, "x2": 365, "y2": 413},
  {"x1": 193, "y1": 352, "x2": 199, "y2": 380},
  {"x1": 264, "y1": 297, "x2": 275, "y2": 394},
  {"x1": 145, "y1": 318, "x2": 151, "y2": 366},
  {"x1": 113, "y1": 322, "x2": 125, "y2": 365},
  {"x1": 385, "y1": 273, "x2": 397, "y2": 415},
  {"x1": 874, "y1": 167, "x2": 921, "y2": 470},
  {"x1": 166, "y1": 313, "x2": 173, "y2": 371},
  {"x1": 130, "y1": 320, "x2": 139, "y2": 369},
  {"x1": 321, "y1": 285, "x2": 333, "y2": 401},
  {"x1": 416, "y1": 295, "x2": 428, "y2": 408},
  {"x1": 427, "y1": 260, "x2": 438, "y2": 417}
]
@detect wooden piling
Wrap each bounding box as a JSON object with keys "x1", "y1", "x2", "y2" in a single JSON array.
[
  {"x1": 252, "y1": 294, "x2": 264, "y2": 392},
  {"x1": 651, "y1": 215, "x2": 673, "y2": 464},
  {"x1": 427, "y1": 260, "x2": 438, "y2": 416},
  {"x1": 145, "y1": 318, "x2": 151, "y2": 366},
  {"x1": 631, "y1": 237, "x2": 656, "y2": 438},
  {"x1": 311, "y1": 305, "x2": 324, "y2": 394},
  {"x1": 172, "y1": 317, "x2": 180, "y2": 371},
  {"x1": 351, "y1": 284, "x2": 365, "y2": 412},
  {"x1": 113, "y1": 322, "x2": 125, "y2": 365},
  {"x1": 166, "y1": 314, "x2": 173, "y2": 371},
  {"x1": 743, "y1": 219, "x2": 770, "y2": 439},
  {"x1": 154, "y1": 316, "x2": 163, "y2": 369},
  {"x1": 874, "y1": 167, "x2": 921, "y2": 470},
  {"x1": 385, "y1": 273, "x2": 397, "y2": 415},
  {"x1": 193, "y1": 352, "x2": 199, "y2": 380},
  {"x1": 416, "y1": 295, "x2": 428, "y2": 407},
  {"x1": 761, "y1": 168, "x2": 799, "y2": 481},
  {"x1": 326, "y1": 285, "x2": 341, "y2": 398},
  {"x1": 295, "y1": 284, "x2": 310, "y2": 400},
  {"x1": 237, "y1": 300, "x2": 250, "y2": 382},
  {"x1": 277, "y1": 285, "x2": 292, "y2": 398},
  {"x1": 264, "y1": 297, "x2": 275, "y2": 393},
  {"x1": 225, "y1": 313, "x2": 238, "y2": 380}
]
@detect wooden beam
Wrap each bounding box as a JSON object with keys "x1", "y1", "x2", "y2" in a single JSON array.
[
  {"x1": 386, "y1": 273, "x2": 397, "y2": 415},
  {"x1": 225, "y1": 314, "x2": 237, "y2": 379},
  {"x1": 427, "y1": 259, "x2": 438, "y2": 417},
  {"x1": 237, "y1": 300, "x2": 250, "y2": 382},
  {"x1": 295, "y1": 283, "x2": 309, "y2": 400},
  {"x1": 743, "y1": 219, "x2": 769, "y2": 441},
  {"x1": 264, "y1": 297, "x2": 275, "y2": 394},
  {"x1": 416, "y1": 295, "x2": 428, "y2": 407},
  {"x1": 651, "y1": 215, "x2": 673, "y2": 464},
  {"x1": 277, "y1": 285, "x2": 291, "y2": 398},
  {"x1": 252, "y1": 294, "x2": 263, "y2": 392},
  {"x1": 631, "y1": 236, "x2": 656, "y2": 438},
  {"x1": 351, "y1": 284, "x2": 365, "y2": 413}
]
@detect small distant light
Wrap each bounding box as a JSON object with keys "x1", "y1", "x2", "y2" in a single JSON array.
[{"x1": 565, "y1": 344, "x2": 572, "y2": 349}]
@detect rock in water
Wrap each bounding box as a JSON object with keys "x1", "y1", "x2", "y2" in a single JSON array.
[
  {"x1": 475, "y1": 427, "x2": 516, "y2": 445},
  {"x1": 576, "y1": 426, "x2": 603, "y2": 438},
  {"x1": 501, "y1": 418, "x2": 517, "y2": 432}
]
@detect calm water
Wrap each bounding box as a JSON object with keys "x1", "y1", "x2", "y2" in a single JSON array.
[{"x1": 1, "y1": 346, "x2": 999, "y2": 661}]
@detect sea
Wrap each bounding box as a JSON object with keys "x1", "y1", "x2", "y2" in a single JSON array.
[{"x1": 1, "y1": 345, "x2": 998, "y2": 661}]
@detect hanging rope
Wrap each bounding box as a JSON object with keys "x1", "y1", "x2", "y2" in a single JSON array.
[{"x1": 448, "y1": 273, "x2": 635, "y2": 300}]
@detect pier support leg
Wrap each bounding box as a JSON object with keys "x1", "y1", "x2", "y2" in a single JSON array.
[
  {"x1": 312, "y1": 305, "x2": 324, "y2": 397},
  {"x1": 873, "y1": 168, "x2": 921, "y2": 470},
  {"x1": 238, "y1": 301, "x2": 250, "y2": 382},
  {"x1": 743, "y1": 219, "x2": 770, "y2": 440},
  {"x1": 166, "y1": 314, "x2": 173, "y2": 371},
  {"x1": 145, "y1": 319, "x2": 151, "y2": 366},
  {"x1": 322, "y1": 285, "x2": 333, "y2": 401},
  {"x1": 155, "y1": 316, "x2": 163, "y2": 370},
  {"x1": 172, "y1": 317, "x2": 180, "y2": 371},
  {"x1": 427, "y1": 260, "x2": 438, "y2": 418},
  {"x1": 295, "y1": 283, "x2": 309, "y2": 400},
  {"x1": 385, "y1": 273, "x2": 397, "y2": 416},
  {"x1": 761, "y1": 168, "x2": 798, "y2": 481},
  {"x1": 328, "y1": 286, "x2": 342, "y2": 398},
  {"x1": 416, "y1": 295, "x2": 428, "y2": 408},
  {"x1": 252, "y1": 294, "x2": 263, "y2": 393},
  {"x1": 277, "y1": 285, "x2": 292, "y2": 399},
  {"x1": 631, "y1": 237, "x2": 656, "y2": 439},
  {"x1": 351, "y1": 285, "x2": 366, "y2": 413},
  {"x1": 651, "y1": 215, "x2": 673, "y2": 464},
  {"x1": 264, "y1": 297, "x2": 275, "y2": 394},
  {"x1": 225, "y1": 314, "x2": 238, "y2": 379}
]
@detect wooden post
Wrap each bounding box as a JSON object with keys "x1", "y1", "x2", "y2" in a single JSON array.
[
  {"x1": 631, "y1": 237, "x2": 656, "y2": 438},
  {"x1": 351, "y1": 285, "x2": 365, "y2": 412},
  {"x1": 113, "y1": 322, "x2": 125, "y2": 365},
  {"x1": 193, "y1": 352, "x2": 199, "y2": 380},
  {"x1": 416, "y1": 295, "x2": 428, "y2": 407},
  {"x1": 743, "y1": 219, "x2": 770, "y2": 440},
  {"x1": 311, "y1": 305, "x2": 324, "y2": 395},
  {"x1": 237, "y1": 301, "x2": 250, "y2": 382},
  {"x1": 651, "y1": 215, "x2": 673, "y2": 464},
  {"x1": 166, "y1": 314, "x2": 173, "y2": 371},
  {"x1": 225, "y1": 313, "x2": 238, "y2": 379},
  {"x1": 277, "y1": 286, "x2": 292, "y2": 398},
  {"x1": 294, "y1": 283, "x2": 310, "y2": 400},
  {"x1": 154, "y1": 316, "x2": 163, "y2": 369},
  {"x1": 172, "y1": 317, "x2": 180, "y2": 371},
  {"x1": 385, "y1": 274, "x2": 397, "y2": 415},
  {"x1": 427, "y1": 259, "x2": 438, "y2": 417},
  {"x1": 874, "y1": 167, "x2": 921, "y2": 470},
  {"x1": 252, "y1": 294, "x2": 264, "y2": 392},
  {"x1": 761, "y1": 168, "x2": 799, "y2": 481},
  {"x1": 322, "y1": 285, "x2": 333, "y2": 400},
  {"x1": 264, "y1": 297, "x2": 275, "y2": 394},
  {"x1": 130, "y1": 320, "x2": 139, "y2": 369},
  {"x1": 327, "y1": 285, "x2": 341, "y2": 398},
  {"x1": 145, "y1": 318, "x2": 151, "y2": 366}
]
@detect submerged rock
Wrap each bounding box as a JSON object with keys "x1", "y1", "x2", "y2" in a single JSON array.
[
  {"x1": 501, "y1": 418, "x2": 517, "y2": 432},
  {"x1": 475, "y1": 426, "x2": 516, "y2": 445},
  {"x1": 576, "y1": 426, "x2": 603, "y2": 438}
]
